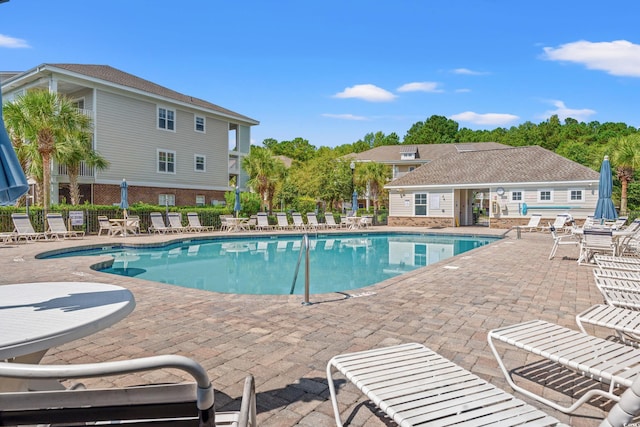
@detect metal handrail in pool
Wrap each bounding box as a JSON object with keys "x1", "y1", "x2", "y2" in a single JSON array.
[{"x1": 290, "y1": 234, "x2": 311, "y2": 305}]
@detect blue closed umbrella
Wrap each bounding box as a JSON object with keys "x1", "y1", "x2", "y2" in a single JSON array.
[
  {"x1": 352, "y1": 190, "x2": 358, "y2": 214},
  {"x1": 0, "y1": 86, "x2": 28, "y2": 205},
  {"x1": 594, "y1": 155, "x2": 618, "y2": 221},
  {"x1": 119, "y1": 179, "x2": 129, "y2": 218},
  {"x1": 234, "y1": 186, "x2": 241, "y2": 217}
]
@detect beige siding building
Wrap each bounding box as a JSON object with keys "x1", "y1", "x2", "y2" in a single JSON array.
[
  {"x1": 385, "y1": 145, "x2": 600, "y2": 229},
  {"x1": 1, "y1": 64, "x2": 259, "y2": 207}
]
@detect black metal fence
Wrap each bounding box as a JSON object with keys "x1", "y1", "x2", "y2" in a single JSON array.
[
  {"x1": 0, "y1": 208, "x2": 382, "y2": 234},
  {"x1": 0, "y1": 208, "x2": 225, "y2": 234}
]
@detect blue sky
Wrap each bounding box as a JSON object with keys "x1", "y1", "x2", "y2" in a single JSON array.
[{"x1": 2, "y1": 0, "x2": 640, "y2": 148}]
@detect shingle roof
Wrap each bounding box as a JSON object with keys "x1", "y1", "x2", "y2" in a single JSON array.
[
  {"x1": 47, "y1": 64, "x2": 258, "y2": 124},
  {"x1": 388, "y1": 145, "x2": 600, "y2": 187},
  {"x1": 351, "y1": 142, "x2": 508, "y2": 162}
]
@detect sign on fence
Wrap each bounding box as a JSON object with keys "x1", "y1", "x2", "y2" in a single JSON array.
[{"x1": 69, "y1": 211, "x2": 84, "y2": 226}]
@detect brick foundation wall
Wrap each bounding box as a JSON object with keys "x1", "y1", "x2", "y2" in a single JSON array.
[
  {"x1": 389, "y1": 216, "x2": 586, "y2": 229},
  {"x1": 388, "y1": 216, "x2": 455, "y2": 227},
  {"x1": 93, "y1": 184, "x2": 226, "y2": 207}
]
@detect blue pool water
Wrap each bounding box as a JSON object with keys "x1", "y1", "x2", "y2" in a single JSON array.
[{"x1": 47, "y1": 233, "x2": 498, "y2": 295}]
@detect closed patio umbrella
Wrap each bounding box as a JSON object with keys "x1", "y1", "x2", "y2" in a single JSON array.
[
  {"x1": 234, "y1": 186, "x2": 241, "y2": 218},
  {"x1": 0, "y1": 86, "x2": 28, "y2": 205},
  {"x1": 594, "y1": 155, "x2": 618, "y2": 221},
  {"x1": 352, "y1": 190, "x2": 358, "y2": 214},
  {"x1": 119, "y1": 179, "x2": 129, "y2": 218}
]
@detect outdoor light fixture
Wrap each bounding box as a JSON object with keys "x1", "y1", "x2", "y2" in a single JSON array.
[{"x1": 399, "y1": 189, "x2": 405, "y2": 198}]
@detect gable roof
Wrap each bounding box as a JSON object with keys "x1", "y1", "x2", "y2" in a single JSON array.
[
  {"x1": 350, "y1": 142, "x2": 509, "y2": 163},
  {"x1": 2, "y1": 63, "x2": 259, "y2": 125},
  {"x1": 388, "y1": 145, "x2": 600, "y2": 187}
]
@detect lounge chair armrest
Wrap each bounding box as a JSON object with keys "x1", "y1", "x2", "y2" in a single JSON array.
[{"x1": 238, "y1": 375, "x2": 257, "y2": 427}]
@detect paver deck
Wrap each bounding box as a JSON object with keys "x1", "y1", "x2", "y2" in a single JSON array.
[{"x1": 0, "y1": 226, "x2": 607, "y2": 426}]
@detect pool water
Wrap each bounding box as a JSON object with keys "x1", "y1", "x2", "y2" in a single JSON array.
[{"x1": 49, "y1": 234, "x2": 498, "y2": 295}]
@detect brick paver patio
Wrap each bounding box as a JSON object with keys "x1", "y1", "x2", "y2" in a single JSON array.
[{"x1": 0, "y1": 226, "x2": 608, "y2": 426}]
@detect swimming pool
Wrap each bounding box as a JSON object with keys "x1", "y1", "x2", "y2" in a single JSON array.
[{"x1": 47, "y1": 233, "x2": 498, "y2": 295}]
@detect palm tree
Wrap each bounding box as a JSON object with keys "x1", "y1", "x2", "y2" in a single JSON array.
[
  {"x1": 355, "y1": 162, "x2": 391, "y2": 210},
  {"x1": 610, "y1": 134, "x2": 640, "y2": 215},
  {"x1": 242, "y1": 146, "x2": 284, "y2": 213},
  {"x1": 57, "y1": 129, "x2": 109, "y2": 205},
  {"x1": 3, "y1": 90, "x2": 93, "y2": 214}
]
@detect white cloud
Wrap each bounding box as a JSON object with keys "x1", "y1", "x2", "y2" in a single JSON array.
[
  {"x1": 450, "y1": 111, "x2": 519, "y2": 126},
  {"x1": 0, "y1": 34, "x2": 30, "y2": 48},
  {"x1": 543, "y1": 40, "x2": 640, "y2": 77},
  {"x1": 541, "y1": 99, "x2": 596, "y2": 122},
  {"x1": 452, "y1": 68, "x2": 487, "y2": 75},
  {"x1": 333, "y1": 84, "x2": 397, "y2": 102},
  {"x1": 322, "y1": 113, "x2": 368, "y2": 121},
  {"x1": 396, "y1": 82, "x2": 443, "y2": 93}
]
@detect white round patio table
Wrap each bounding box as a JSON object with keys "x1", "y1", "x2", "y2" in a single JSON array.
[{"x1": 0, "y1": 281, "x2": 135, "y2": 361}]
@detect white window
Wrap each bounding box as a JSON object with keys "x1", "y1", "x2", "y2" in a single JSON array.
[
  {"x1": 159, "y1": 194, "x2": 175, "y2": 206},
  {"x1": 72, "y1": 98, "x2": 85, "y2": 109},
  {"x1": 510, "y1": 190, "x2": 523, "y2": 202},
  {"x1": 194, "y1": 154, "x2": 206, "y2": 172},
  {"x1": 415, "y1": 193, "x2": 427, "y2": 216},
  {"x1": 195, "y1": 195, "x2": 205, "y2": 206},
  {"x1": 538, "y1": 189, "x2": 553, "y2": 202},
  {"x1": 401, "y1": 152, "x2": 416, "y2": 160},
  {"x1": 158, "y1": 149, "x2": 176, "y2": 174},
  {"x1": 195, "y1": 116, "x2": 205, "y2": 132},
  {"x1": 158, "y1": 107, "x2": 175, "y2": 131},
  {"x1": 568, "y1": 189, "x2": 584, "y2": 202}
]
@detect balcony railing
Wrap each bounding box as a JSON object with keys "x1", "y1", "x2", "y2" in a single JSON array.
[
  {"x1": 228, "y1": 157, "x2": 240, "y2": 174},
  {"x1": 58, "y1": 161, "x2": 95, "y2": 177}
]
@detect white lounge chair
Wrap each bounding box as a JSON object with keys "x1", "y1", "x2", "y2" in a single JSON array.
[
  {"x1": 593, "y1": 276, "x2": 640, "y2": 309},
  {"x1": 576, "y1": 304, "x2": 640, "y2": 344},
  {"x1": 548, "y1": 224, "x2": 579, "y2": 259},
  {"x1": 275, "y1": 212, "x2": 291, "y2": 230},
  {"x1": 148, "y1": 212, "x2": 170, "y2": 234},
  {"x1": 255, "y1": 213, "x2": 271, "y2": 231},
  {"x1": 519, "y1": 213, "x2": 542, "y2": 232},
  {"x1": 594, "y1": 268, "x2": 640, "y2": 281},
  {"x1": 488, "y1": 319, "x2": 640, "y2": 414},
  {"x1": 0, "y1": 354, "x2": 256, "y2": 426},
  {"x1": 324, "y1": 213, "x2": 339, "y2": 229},
  {"x1": 327, "y1": 342, "x2": 568, "y2": 426},
  {"x1": 167, "y1": 212, "x2": 188, "y2": 233},
  {"x1": 539, "y1": 214, "x2": 571, "y2": 233},
  {"x1": 291, "y1": 212, "x2": 306, "y2": 230},
  {"x1": 187, "y1": 212, "x2": 214, "y2": 232},
  {"x1": 594, "y1": 259, "x2": 640, "y2": 272},
  {"x1": 46, "y1": 213, "x2": 84, "y2": 239},
  {"x1": 595, "y1": 255, "x2": 640, "y2": 266},
  {"x1": 306, "y1": 212, "x2": 323, "y2": 230},
  {"x1": 0, "y1": 232, "x2": 14, "y2": 245},
  {"x1": 11, "y1": 213, "x2": 48, "y2": 241}
]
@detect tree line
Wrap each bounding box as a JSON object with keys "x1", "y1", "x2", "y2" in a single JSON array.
[{"x1": 247, "y1": 114, "x2": 640, "y2": 214}]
